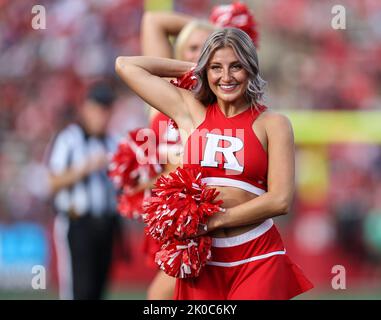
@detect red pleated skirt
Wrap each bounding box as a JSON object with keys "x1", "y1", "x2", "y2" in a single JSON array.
[{"x1": 174, "y1": 219, "x2": 313, "y2": 300}]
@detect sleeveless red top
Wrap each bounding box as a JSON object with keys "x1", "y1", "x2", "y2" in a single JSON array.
[
  {"x1": 150, "y1": 112, "x2": 182, "y2": 164},
  {"x1": 183, "y1": 102, "x2": 268, "y2": 195}
]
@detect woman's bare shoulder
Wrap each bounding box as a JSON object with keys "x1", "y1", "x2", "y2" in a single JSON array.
[{"x1": 257, "y1": 109, "x2": 293, "y2": 133}]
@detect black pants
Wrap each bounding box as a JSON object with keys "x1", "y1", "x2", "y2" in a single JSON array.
[{"x1": 66, "y1": 214, "x2": 120, "y2": 300}]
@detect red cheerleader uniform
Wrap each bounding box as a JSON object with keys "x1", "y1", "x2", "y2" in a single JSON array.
[
  {"x1": 142, "y1": 112, "x2": 182, "y2": 269},
  {"x1": 175, "y1": 102, "x2": 313, "y2": 299}
]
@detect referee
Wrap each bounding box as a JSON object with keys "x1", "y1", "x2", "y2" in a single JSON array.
[{"x1": 47, "y1": 82, "x2": 123, "y2": 300}]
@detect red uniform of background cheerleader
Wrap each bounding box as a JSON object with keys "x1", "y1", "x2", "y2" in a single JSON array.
[
  {"x1": 142, "y1": 111, "x2": 182, "y2": 269},
  {"x1": 175, "y1": 102, "x2": 314, "y2": 299}
]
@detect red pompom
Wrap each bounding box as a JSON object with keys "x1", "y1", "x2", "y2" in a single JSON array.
[
  {"x1": 170, "y1": 68, "x2": 197, "y2": 91},
  {"x1": 209, "y1": 2, "x2": 259, "y2": 47},
  {"x1": 143, "y1": 167, "x2": 223, "y2": 278},
  {"x1": 117, "y1": 188, "x2": 148, "y2": 220},
  {"x1": 143, "y1": 167, "x2": 223, "y2": 242},
  {"x1": 109, "y1": 128, "x2": 162, "y2": 219},
  {"x1": 108, "y1": 138, "x2": 138, "y2": 189},
  {"x1": 155, "y1": 237, "x2": 212, "y2": 278}
]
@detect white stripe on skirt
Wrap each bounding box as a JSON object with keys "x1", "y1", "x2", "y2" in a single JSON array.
[{"x1": 207, "y1": 250, "x2": 287, "y2": 267}]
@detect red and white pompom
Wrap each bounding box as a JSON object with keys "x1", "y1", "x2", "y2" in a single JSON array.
[
  {"x1": 170, "y1": 67, "x2": 197, "y2": 91},
  {"x1": 117, "y1": 188, "x2": 148, "y2": 220},
  {"x1": 108, "y1": 128, "x2": 162, "y2": 219},
  {"x1": 108, "y1": 138, "x2": 139, "y2": 189},
  {"x1": 209, "y1": 2, "x2": 259, "y2": 46},
  {"x1": 155, "y1": 237, "x2": 212, "y2": 278},
  {"x1": 143, "y1": 167, "x2": 224, "y2": 278},
  {"x1": 143, "y1": 167, "x2": 223, "y2": 242}
]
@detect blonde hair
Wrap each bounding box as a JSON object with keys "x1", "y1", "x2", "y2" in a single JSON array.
[{"x1": 174, "y1": 20, "x2": 216, "y2": 60}]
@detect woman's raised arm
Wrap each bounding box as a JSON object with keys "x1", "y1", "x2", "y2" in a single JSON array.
[
  {"x1": 141, "y1": 11, "x2": 192, "y2": 57},
  {"x1": 115, "y1": 56, "x2": 195, "y2": 122}
]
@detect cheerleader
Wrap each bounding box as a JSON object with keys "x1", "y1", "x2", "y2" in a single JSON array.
[{"x1": 116, "y1": 27, "x2": 313, "y2": 299}]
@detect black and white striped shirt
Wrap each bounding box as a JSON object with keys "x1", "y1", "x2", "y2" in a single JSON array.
[{"x1": 48, "y1": 123, "x2": 118, "y2": 217}]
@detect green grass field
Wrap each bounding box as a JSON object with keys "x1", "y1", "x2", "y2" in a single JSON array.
[{"x1": 1, "y1": 287, "x2": 380, "y2": 300}]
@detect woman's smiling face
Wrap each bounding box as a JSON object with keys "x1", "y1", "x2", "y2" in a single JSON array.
[{"x1": 207, "y1": 46, "x2": 249, "y2": 107}]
